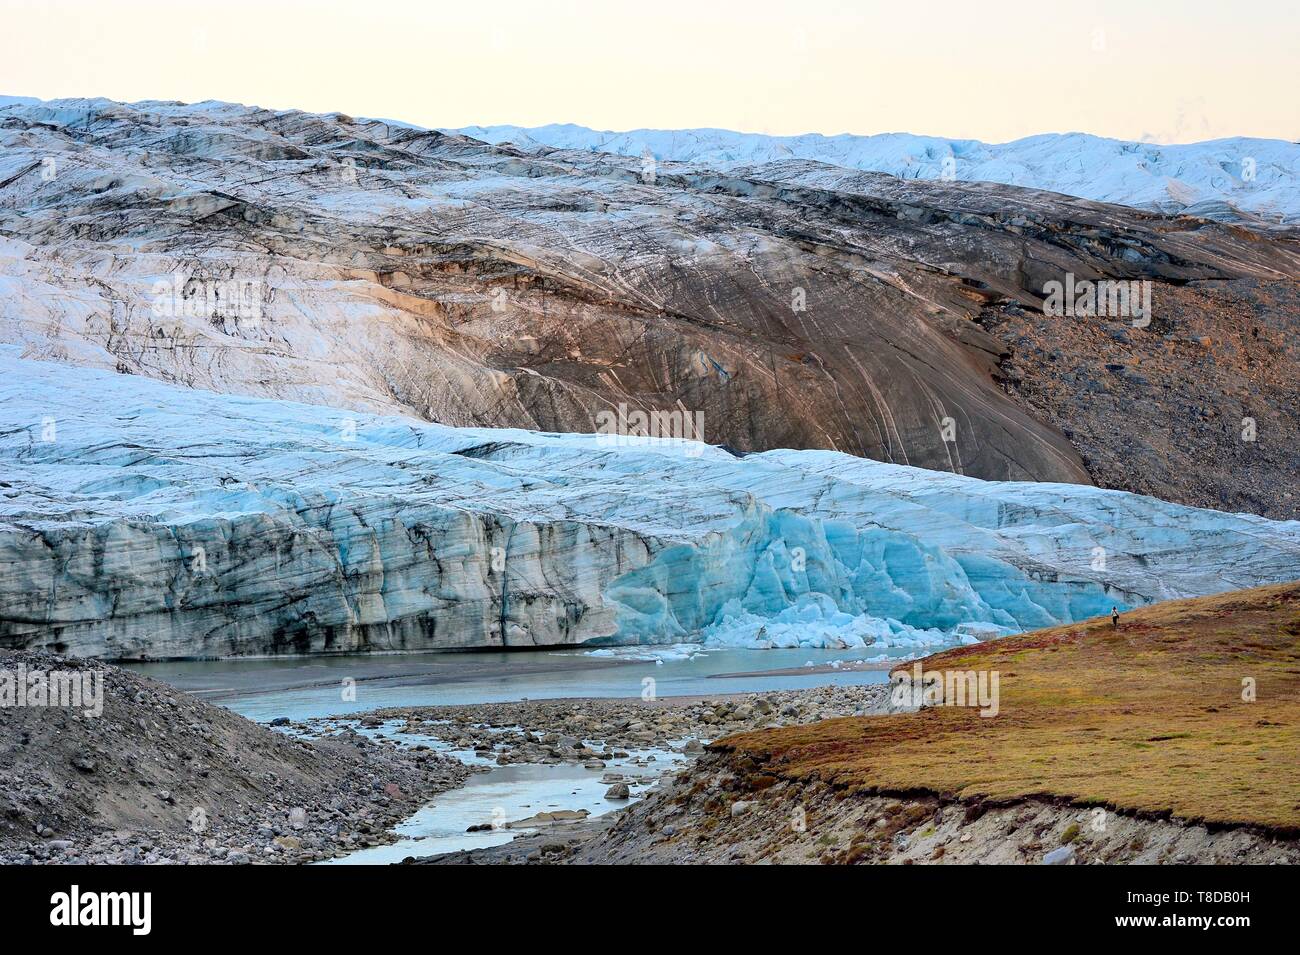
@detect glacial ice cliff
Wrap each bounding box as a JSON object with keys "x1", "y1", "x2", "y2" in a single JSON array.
[{"x1": 3, "y1": 349, "x2": 1299, "y2": 660}]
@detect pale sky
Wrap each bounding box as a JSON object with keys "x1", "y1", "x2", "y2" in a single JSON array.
[{"x1": 1, "y1": 0, "x2": 1296, "y2": 144}]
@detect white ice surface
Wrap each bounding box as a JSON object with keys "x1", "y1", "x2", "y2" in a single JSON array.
[{"x1": 456, "y1": 124, "x2": 1300, "y2": 223}]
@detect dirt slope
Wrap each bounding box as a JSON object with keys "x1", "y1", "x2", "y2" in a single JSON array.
[
  {"x1": 983, "y1": 278, "x2": 1300, "y2": 518},
  {"x1": 0, "y1": 649, "x2": 469, "y2": 863}
]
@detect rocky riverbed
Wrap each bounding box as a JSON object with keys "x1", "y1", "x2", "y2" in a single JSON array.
[
  {"x1": 299, "y1": 683, "x2": 891, "y2": 771},
  {"x1": 291, "y1": 684, "x2": 892, "y2": 862}
]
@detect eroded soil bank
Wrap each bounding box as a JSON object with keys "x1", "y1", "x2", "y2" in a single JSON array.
[{"x1": 423, "y1": 750, "x2": 1300, "y2": 865}]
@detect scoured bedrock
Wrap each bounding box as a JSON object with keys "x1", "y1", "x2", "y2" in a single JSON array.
[{"x1": 2, "y1": 350, "x2": 1300, "y2": 659}]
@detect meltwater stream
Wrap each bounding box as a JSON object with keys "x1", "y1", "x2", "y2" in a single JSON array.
[{"x1": 320, "y1": 736, "x2": 687, "y2": 864}]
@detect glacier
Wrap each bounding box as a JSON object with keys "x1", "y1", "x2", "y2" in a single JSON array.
[
  {"x1": 3, "y1": 347, "x2": 1300, "y2": 660},
  {"x1": 455, "y1": 123, "x2": 1300, "y2": 225},
  {"x1": 2, "y1": 95, "x2": 1295, "y2": 502}
]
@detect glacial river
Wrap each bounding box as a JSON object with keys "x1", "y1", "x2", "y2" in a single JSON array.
[
  {"x1": 127, "y1": 645, "x2": 902, "y2": 862},
  {"x1": 128, "y1": 644, "x2": 898, "y2": 723}
]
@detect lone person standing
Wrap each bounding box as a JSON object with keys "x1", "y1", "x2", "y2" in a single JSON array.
[{"x1": 1111, "y1": 606, "x2": 1120, "y2": 629}]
